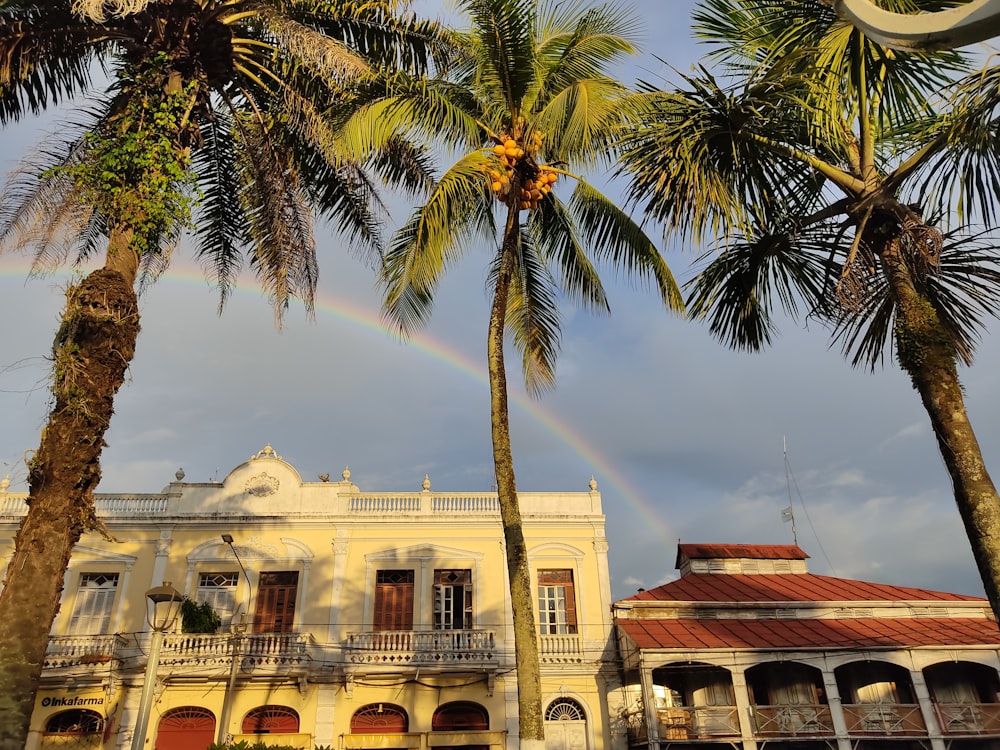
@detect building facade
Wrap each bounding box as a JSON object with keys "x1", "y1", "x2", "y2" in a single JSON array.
[
  {"x1": 614, "y1": 543, "x2": 1000, "y2": 750},
  {"x1": 0, "y1": 445, "x2": 620, "y2": 750}
]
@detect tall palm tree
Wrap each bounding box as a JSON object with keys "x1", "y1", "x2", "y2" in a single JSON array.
[
  {"x1": 0, "y1": 1, "x2": 448, "y2": 745},
  {"x1": 338, "y1": 0, "x2": 682, "y2": 743},
  {"x1": 618, "y1": 0, "x2": 1000, "y2": 615}
]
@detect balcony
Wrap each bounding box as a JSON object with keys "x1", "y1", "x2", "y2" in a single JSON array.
[
  {"x1": 346, "y1": 630, "x2": 497, "y2": 667},
  {"x1": 752, "y1": 705, "x2": 835, "y2": 737},
  {"x1": 44, "y1": 635, "x2": 127, "y2": 670},
  {"x1": 934, "y1": 703, "x2": 1000, "y2": 736},
  {"x1": 842, "y1": 704, "x2": 926, "y2": 736},
  {"x1": 656, "y1": 706, "x2": 740, "y2": 740},
  {"x1": 540, "y1": 634, "x2": 583, "y2": 664},
  {"x1": 157, "y1": 632, "x2": 313, "y2": 671}
]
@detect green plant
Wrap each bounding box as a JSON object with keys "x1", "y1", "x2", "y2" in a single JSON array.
[{"x1": 180, "y1": 598, "x2": 221, "y2": 634}]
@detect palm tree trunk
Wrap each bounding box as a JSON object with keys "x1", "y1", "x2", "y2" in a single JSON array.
[
  {"x1": 0, "y1": 235, "x2": 140, "y2": 749},
  {"x1": 880, "y1": 235, "x2": 1000, "y2": 618},
  {"x1": 489, "y1": 207, "x2": 545, "y2": 749}
]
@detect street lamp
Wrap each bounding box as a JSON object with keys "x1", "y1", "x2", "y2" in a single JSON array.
[
  {"x1": 130, "y1": 582, "x2": 182, "y2": 750},
  {"x1": 218, "y1": 534, "x2": 254, "y2": 744},
  {"x1": 833, "y1": 0, "x2": 1000, "y2": 50}
]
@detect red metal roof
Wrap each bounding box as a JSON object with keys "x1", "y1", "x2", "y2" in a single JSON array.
[
  {"x1": 617, "y1": 616, "x2": 1000, "y2": 650},
  {"x1": 623, "y1": 573, "x2": 985, "y2": 604},
  {"x1": 676, "y1": 543, "x2": 809, "y2": 563}
]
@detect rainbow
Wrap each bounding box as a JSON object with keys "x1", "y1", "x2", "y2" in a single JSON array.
[{"x1": 0, "y1": 259, "x2": 675, "y2": 541}]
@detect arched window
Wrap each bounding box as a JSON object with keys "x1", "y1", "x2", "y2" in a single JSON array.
[
  {"x1": 242, "y1": 705, "x2": 300, "y2": 734},
  {"x1": 545, "y1": 698, "x2": 585, "y2": 722},
  {"x1": 433, "y1": 702, "x2": 489, "y2": 731},
  {"x1": 44, "y1": 709, "x2": 103, "y2": 735},
  {"x1": 351, "y1": 704, "x2": 409, "y2": 733},
  {"x1": 156, "y1": 706, "x2": 216, "y2": 750}
]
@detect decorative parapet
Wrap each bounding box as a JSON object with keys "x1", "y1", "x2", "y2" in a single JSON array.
[
  {"x1": 345, "y1": 629, "x2": 497, "y2": 666},
  {"x1": 44, "y1": 634, "x2": 128, "y2": 670}
]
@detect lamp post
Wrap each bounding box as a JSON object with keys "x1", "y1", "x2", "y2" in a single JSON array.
[
  {"x1": 833, "y1": 0, "x2": 1000, "y2": 50},
  {"x1": 130, "y1": 582, "x2": 182, "y2": 750},
  {"x1": 218, "y1": 534, "x2": 254, "y2": 744}
]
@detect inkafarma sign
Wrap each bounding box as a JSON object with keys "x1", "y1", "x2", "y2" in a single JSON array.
[{"x1": 40, "y1": 695, "x2": 105, "y2": 707}]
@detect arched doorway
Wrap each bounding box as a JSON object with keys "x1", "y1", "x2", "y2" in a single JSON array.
[
  {"x1": 242, "y1": 705, "x2": 300, "y2": 735},
  {"x1": 351, "y1": 703, "x2": 409, "y2": 733},
  {"x1": 156, "y1": 706, "x2": 216, "y2": 750},
  {"x1": 544, "y1": 698, "x2": 588, "y2": 750}
]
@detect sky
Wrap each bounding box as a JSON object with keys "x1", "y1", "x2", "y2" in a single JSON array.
[{"x1": 1, "y1": 0, "x2": 999, "y2": 602}]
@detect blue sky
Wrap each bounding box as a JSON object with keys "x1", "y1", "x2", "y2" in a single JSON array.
[{"x1": 0, "y1": 0, "x2": 998, "y2": 601}]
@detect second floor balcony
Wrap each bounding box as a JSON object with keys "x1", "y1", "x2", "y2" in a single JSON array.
[
  {"x1": 44, "y1": 634, "x2": 128, "y2": 671},
  {"x1": 346, "y1": 629, "x2": 497, "y2": 667}
]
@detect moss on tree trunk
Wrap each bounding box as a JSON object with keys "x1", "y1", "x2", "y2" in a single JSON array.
[
  {"x1": 880, "y1": 235, "x2": 1000, "y2": 619},
  {"x1": 0, "y1": 268, "x2": 140, "y2": 749}
]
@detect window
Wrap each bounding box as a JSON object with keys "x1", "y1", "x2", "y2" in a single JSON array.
[
  {"x1": 242, "y1": 705, "x2": 299, "y2": 734},
  {"x1": 538, "y1": 569, "x2": 577, "y2": 635},
  {"x1": 68, "y1": 573, "x2": 119, "y2": 634},
  {"x1": 156, "y1": 707, "x2": 216, "y2": 750},
  {"x1": 351, "y1": 704, "x2": 408, "y2": 733},
  {"x1": 253, "y1": 571, "x2": 298, "y2": 633},
  {"x1": 197, "y1": 572, "x2": 238, "y2": 624},
  {"x1": 44, "y1": 709, "x2": 103, "y2": 736},
  {"x1": 433, "y1": 702, "x2": 489, "y2": 731},
  {"x1": 434, "y1": 569, "x2": 472, "y2": 630},
  {"x1": 374, "y1": 570, "x2": 414, "y2": 631}
]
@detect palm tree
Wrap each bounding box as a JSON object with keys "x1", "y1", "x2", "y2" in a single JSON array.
[
  {"x1": 0, "y1": 1, "x2": 448, "y2": 745},
  {"x1": 339, "y1": 0, "x2": 682, "y2": 743},
  {"x1": 618, "y1": 0, "x2": 1000, "y2": 615}
]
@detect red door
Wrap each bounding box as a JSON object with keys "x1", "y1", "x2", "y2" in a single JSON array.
[{"x1": 254, "y1": 571, "x2": 298, "y2": 633}]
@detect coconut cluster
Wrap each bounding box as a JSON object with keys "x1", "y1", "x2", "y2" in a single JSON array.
[{"x1": 485, "y1": 127, "x2": 558, "y2": 211}]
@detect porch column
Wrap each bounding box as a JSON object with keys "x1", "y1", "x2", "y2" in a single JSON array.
[
  {"x1": 730, "y1": 667, "x2": 757, "y2": 750},
  {"x1": 639, "y1": 664, "x2": 659, "y2": 748},
  {"x1": 819, "y1": 663, "x2": 852, "y2": 750},
  {"x1": 910, "y1": 668, "x2": 946, "y2": 750}
]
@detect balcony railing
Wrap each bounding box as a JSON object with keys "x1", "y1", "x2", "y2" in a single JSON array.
[
  {"x1": 752, "y1": 705, "x2": 835, "y2": 737},
  {"x1": 44, "y1": 635, "x2": 127, "y2": 669},
  {"x1": 158, "y1": 632, "x2": 312, "y2": 669},
  {"x1": 934, "y1": 703, "x2": 1000, "y2": 735},
  {"x1": 656, "y1": 706, "x2": 740, "y2": 740},
  {"x1": 346, "y1": 629, "x2": 496, "y2": 666},
  {"x1": 539, "y1": 634, "x2": 583, "y2": 663},
  {"x1": 842, "y1": 704, "x2": 926, "y2": 736}
]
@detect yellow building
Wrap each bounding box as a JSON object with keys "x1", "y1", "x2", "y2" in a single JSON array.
[{"x1": 0, "y1": 445, "x2": 620, "y2": 750}]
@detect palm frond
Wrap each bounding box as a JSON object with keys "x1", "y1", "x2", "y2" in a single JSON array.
[
  {"x1": 235, "y1": 115, "x2": 318, "y2": 323},
  {"x1": 460, "y1": 0, "x2": 537, "y2": 109},
  {"x1": 685, "y1": 219, "x2": 837, "y2": 351},
  {"x1": 500, "y1": 226, "x2": 562, "y2": 396},
  {"x1": 192, "y1": 110, "x2": 246, "y2": 313},
  {"x1": 0, "y1": 4, "x2": 107, "y2": 123},
  {"x1": 381, "y1": 151, "x2": 496, "y2": 333},
  {"x1": 569, "y1": 179, "x2": 683, "y2": 312},
  {"x1": 526, "y1": 192, "x2": 607, "y2": 313}
]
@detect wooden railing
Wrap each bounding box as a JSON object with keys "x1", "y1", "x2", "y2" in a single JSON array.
[
  {"x1": 346, "y1": 630, "x2": 496, "y2": 665},
  {"x1": 752, "y1": 705, "x2": 835, "y2": 737},
  {"x1": 842, "y1": 704, "x2": 925, "y2": 736},
  {"x1": 934, "y1": 703, "x2": 1000, "y2": 735},
  {"x1": 656, "y1": 706, "x2": 740, "y2": 739}
]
